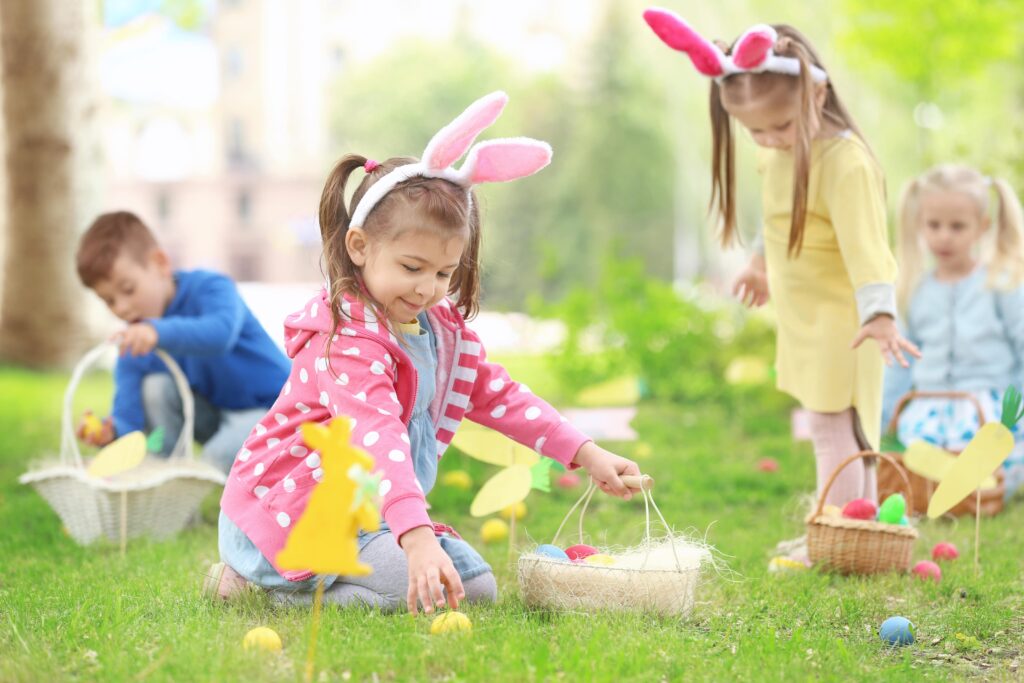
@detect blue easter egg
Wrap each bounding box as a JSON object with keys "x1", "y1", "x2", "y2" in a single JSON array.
[
  {"x1": 899, "y1": 515, "x2": 909, "y2": 526},
  {"x1": 879, "y1": 616, "x2": 915, "y2": 646},
  {"x1": 534, "y1": 544, "x2": 570, "y2": 562}
]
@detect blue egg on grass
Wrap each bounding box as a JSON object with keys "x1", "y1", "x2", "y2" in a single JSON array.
[
  {"x1": 879, "y1": 616, "x2": 915, "y2": 646},
  {"x1": 534, "y1": 544, "x2": 570, "y2": 562}
]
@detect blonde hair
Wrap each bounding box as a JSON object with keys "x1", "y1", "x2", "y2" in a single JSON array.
[
  {"x1": 710, "y1": 24, "x2": 869, "y2": 257},
  {"x1": 896, "y1": 163, "x2": 1024, "y2": 310}
]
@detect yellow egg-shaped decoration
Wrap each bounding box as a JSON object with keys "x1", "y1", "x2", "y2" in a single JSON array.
[
  {"x1": 441, "y1": 470, "x2": 473, "y2": 490},
  {"x1": 499, "y1": 502, "x2": 527, "y2": 521},
  {"x1": 243, "y1": 627, "x2": 282, "y2": 653},
  {"x1": 480, "y1": 518, "x2": 509, "y2": 543},
  {"x1": 430, "y1": 611, "x2": 472, "y2": 635},
  {"x1": 822, "y1": 504, "x2": 842, "y2": 518},
  {"x1": 583, "y1": 553, "x2": 616, "y2": 566}
]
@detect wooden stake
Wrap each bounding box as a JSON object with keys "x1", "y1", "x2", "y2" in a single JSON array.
[
  {"x1": 120, "y1": 490, "x2": 127, "y2": 557},
  {"x1": 304, "y1": 577, "x2": 326, "y2": 683},
  {"x1": 974, "y1": 488, "x2": 981, "y2": 575}
]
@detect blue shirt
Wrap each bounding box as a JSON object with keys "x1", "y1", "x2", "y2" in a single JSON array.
[
  {"x1": 112, "y1": 269, "x2": 290, "y2": 436},
  {"x1": 882, "y1": 267, "x2": 1024, "y2": 428}
]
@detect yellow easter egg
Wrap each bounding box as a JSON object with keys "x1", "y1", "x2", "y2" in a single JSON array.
[
  {"x1": 583, "y1": 553, "x2": 615, "y2": 566},
  {"x1": 82, "y1": 414, "x2": 104, "y2": 440},
  {"x1": 441, "y1": 470, "x2": 473, "y2": 490},
  {"x1": 243, "y1": 627, "x2": 282, "y2": 653},
  {"x1": 480, "y1": 518, "x2": 509, "y2": 544},
  {"x1": 499, "y1": 502, "x2": 527, "y2": 521},
  {"x1": 430, "y1": 611, "x2": 472, "y2": 635},
  {"x1": 822, "y1": 504, "x2": 842, "y2": 518}
]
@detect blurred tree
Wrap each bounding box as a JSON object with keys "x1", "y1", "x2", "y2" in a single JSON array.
[{"x1": 0, "y1": 1, "x2": 97, "y2": 367}]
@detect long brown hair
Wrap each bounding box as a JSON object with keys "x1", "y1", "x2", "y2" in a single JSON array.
[
  {"x1": 318, "y1": 154, "x2": 482, "y2": 340},
  {"x1": 896, "y1": 163, "x2": 1024, "y2": 310},
  {"x1": 710, "y1": 24, "x2": 868, "y2": 257}
]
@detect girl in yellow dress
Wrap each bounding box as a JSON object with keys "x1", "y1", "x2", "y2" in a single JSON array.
[{"x1": 644, "y1": 11, "x2": 920, "y2": 520}]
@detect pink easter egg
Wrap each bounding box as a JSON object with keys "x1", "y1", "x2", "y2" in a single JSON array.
[
  {"x1": 931, "y1": 542, "x2": 959, "y2": 561},
  {"x1": 841, "y1": 498, "x2": 877, "y2": 520},
  {"x1": 565, "y1": 544, "x2": 598, "y2": 562},
  {"x1": 757, "y1": 458, "x2": 779, "y2": 472},
  {"x1": 557, "y1": 472, "x2": 581, "y2": 489},
  {"x1": 911, "y1": 560, "x2": 942, "y2": 582}
]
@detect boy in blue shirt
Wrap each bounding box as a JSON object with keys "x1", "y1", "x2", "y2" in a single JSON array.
[{"x1": 74, "y1": 211, "x2": 290, "y2": 473}]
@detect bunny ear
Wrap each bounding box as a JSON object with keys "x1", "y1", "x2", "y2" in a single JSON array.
[
  {"x1": 422, "y1": 91, "x2": 508, "y2": 171},
  {"x1": 732, "y1": 24, "x2": 776, "y2": 69},
  {"x1": 459, "y1": 139, "x2": 552, "y2": 184},
  {"x1": 642, "y1": 8, "x2": 726, "y2": 77}
]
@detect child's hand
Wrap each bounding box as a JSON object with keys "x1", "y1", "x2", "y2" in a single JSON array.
[
  {"x1": 732, "y1": 254, "x2": 769, "y2": 308},
  {"x1": 112, "y1": 322, "x2": 159, "y2": 357},
  {"x1": 399, "y1": 526, "x2": 465, "y2": 616},
  {"x1": 77, "y1": 411, "x2": 115, "y2": 447},
  {"x1": 571, "y1": 442, "x2": 642, "y2": 500},
  {"x1": 850, "y1": 315, "x2": 921, "y2": 368}
]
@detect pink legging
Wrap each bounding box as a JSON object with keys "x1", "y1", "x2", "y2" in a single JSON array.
[{"x1": 808, "y1": 408, "x2": 877, "y2": 506}]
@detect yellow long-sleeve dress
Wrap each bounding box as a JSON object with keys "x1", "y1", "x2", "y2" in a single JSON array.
[{"x1": 759, "y1": 132, "x2": 897, "y2": 450}]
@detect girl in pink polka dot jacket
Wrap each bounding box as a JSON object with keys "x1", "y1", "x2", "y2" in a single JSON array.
[{"x1": 206, "y1": 92, "x2": 641, "y2": 614}]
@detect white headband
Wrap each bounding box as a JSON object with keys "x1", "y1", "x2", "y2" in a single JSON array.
[
  {"x1": 349, "y1": 91, "x2": 552, "y2": 229},
  {"x1": 643, "y1": 9, "x2": 828, "y2": 84}
]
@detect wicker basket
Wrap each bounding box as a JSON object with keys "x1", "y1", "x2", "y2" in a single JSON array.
[
  {"x1": 19, "y1": 344, "x2": 226, "y2": 545},
  {"x1": 880, "y1": 391, "x2": 1005, "y2": 517},
  {"x1": 806, "y1": 451, "x2": 918, "y2": 575},
  {"x1": 517, "y1": 475, "x2": 708, "y2": 617}
]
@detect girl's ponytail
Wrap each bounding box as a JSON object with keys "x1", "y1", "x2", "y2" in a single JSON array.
[
  {"x1": 709, "y1": 82, "x2": 737, "y2": 247},
  {"x1": 784, "y1": 37, "x2": 815, "y2": 257},
  {"x1": 896, "y1": 177, "x2": 925, "y2": 311},
  {"x1": 987, "y1": 176, "x2": 1024, "y2": 289}
]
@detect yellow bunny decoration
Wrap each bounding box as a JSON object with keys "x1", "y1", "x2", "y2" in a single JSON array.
[{"x1": 276, "y1": 416, "x2": 381, "y2": 577}]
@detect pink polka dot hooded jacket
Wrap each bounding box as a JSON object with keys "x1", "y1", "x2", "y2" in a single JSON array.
[{"x1": 220, "y1": 289, "x2": 591, "y2": 582}]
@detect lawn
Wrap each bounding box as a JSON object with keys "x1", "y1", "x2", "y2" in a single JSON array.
[{"x1": 1, "y1": 361, "x2": 1021, "y2": 682}]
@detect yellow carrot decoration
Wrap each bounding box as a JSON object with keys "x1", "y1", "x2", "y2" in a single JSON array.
[{"x1": 927, "y1": 387, "x2": 1024, "y2": 518}]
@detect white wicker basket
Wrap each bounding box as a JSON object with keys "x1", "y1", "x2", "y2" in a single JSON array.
[
  {"x1": 517, "y1": 475, "x2": 708, "y2": 617},
  {"x1": 19, "y1": 344, "x2": 226, "y2": 545}
]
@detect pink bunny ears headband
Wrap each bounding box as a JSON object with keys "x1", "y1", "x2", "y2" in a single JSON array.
[
  {"x1": 349, "y1": 91, "x2": 551, "y2": 228},
  {"x1": 642, "y1": 8, "x2": 827, "y2": 84}
]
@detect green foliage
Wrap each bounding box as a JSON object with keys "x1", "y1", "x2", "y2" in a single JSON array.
[{"x1": 534, "y1": 255, "x2": 781, "y2": 407}]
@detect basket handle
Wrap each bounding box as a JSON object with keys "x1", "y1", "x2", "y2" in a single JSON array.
[
  {"x1": 60, "y1": 343, "x2": 196, "y2": 469},
  {"x1": 886, "y1": 390, "x2": 987, "y2": 437},
  {"x1": 813, "y1": 450, "x2": 914, "y2": 518}
]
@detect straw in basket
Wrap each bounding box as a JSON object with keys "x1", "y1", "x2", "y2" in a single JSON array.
[
  {"x1": 517, "y1": 474, "x2": 710, "y2": 617},
  {"x1": 19, "y1": 343, "x2": 226, "y2": 550},
  {"x1": 879, "y1": 391, "x2": 1005, "y2": 517},
  {"x1": 806, "y1": 451, "x2": 918, "y2": 574}
]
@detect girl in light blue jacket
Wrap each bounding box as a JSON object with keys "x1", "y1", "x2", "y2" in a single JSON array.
[{"x1": 883, "y1": 164, "x2": 1024, "y2": 499}]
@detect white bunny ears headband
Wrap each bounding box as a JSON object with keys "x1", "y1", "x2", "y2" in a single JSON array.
[
  {"x1": 349, "y1": 91, "x2": 551, "y2": 228},
  {"x1": 643, "y1": 8, "x2": 828, "y2": 84}
]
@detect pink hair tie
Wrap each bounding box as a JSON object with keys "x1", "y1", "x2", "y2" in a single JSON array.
[{"x1": 364, "y1": 159, "x2": 379, "y2": 173}]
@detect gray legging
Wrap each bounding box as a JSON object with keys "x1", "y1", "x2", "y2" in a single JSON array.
[{"x1": 269, "y1": 533, "x2": 497, "y2": 611}]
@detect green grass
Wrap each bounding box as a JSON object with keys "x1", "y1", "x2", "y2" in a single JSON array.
[{"x1": 1, "y1": 363, "x2": 1022, "y2": 682}]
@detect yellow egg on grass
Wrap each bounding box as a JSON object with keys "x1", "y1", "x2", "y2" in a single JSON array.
[
  {"x1": 430, "y1": 611, "x2": 472, "y2": 635},
  {"x1": 243, "y1": 627, "x2": 282, "y2": 653},
  {"x1": 499, "y1": 502, "x2": 527, "y2": 521},
  {"x1": 441, "y1": 470, "x2": 473, "y2": 490},
  {"x1": 583, "y1": 553, "x2": 616, "y2": 566},
  {"x1": 480, "y1": 518, "x2": 509, "y2": 544}
]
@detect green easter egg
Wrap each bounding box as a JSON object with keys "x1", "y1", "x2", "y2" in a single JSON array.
[{"x1": 878, "y1": 494, "x2": 906, "y2": 524}]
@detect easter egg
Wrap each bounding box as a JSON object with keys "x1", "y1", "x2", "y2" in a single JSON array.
[
  {"x1": 565, "y1": 544, "x2": 598, "y2": 562},
  {"x1": 556, "y1": 472, "x2": 581, "y2": 489},
  {"x1": 534, "y1": 544, "x2": 570, "y2": 561},
  {"x1": 243, "y1": 627, "x2": 282, "y2": 653},
  {"x1": 768, "y1": 556, "x2": 810, "y2": 573},
  {"x1": 841, "y1": 498, "x2": 877, "y2": 520},
  {"x1": 441, "y1": 470, "x2": 472, "y2": 490},
  {"x1": 757, "y1": 458, "x2": 779, "y2": 472},
  {"x1": 480, "y1": 518, "x2": 509, "y2": 544},
  {"x1": 879, "y1": 616, "x2": 915, "y2": 646},
  {"x1": 911, "y1": 560, "x2": 942, "y2": 582},
  {"x1": 899, "y1": 515, "x2": 910, "y2": 526},
  {"x1": 877, "y1": 494, "x2": 906, "y2": 524},
  {"x1": 932, "y1": 542, "x2": 959, "y2": 561},
  {"x1": 500, "y1": 502, "x2": 527, "y2": 521},
  {"x1": 82, "y1": 413, "x2": 104, "y2": 440},
  {"x1": 430, "y1": 611, "x2": 472, "y2": 635},
  {"x1": 583, "y1": 553, "x2": 615, "y2": 566},
  {"x1": 821, "y1": 504, "x2": 842, "y2": 518}
]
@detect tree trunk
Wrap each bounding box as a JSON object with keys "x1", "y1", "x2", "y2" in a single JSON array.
[{"x1": 0, "y1": 0, "x2": 96, "y2": 368}]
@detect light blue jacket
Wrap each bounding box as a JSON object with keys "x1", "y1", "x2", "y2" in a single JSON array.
[{"x1": 881, "y1": 267, "x2": 1024, "y2": 430}]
